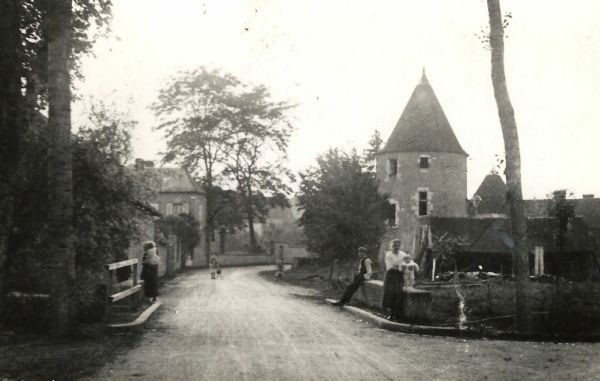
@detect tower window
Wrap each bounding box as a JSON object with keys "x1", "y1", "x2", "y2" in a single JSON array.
[
  {"x1": 388, "y1": 159, "x2": 398, "y2": 177},
  {"x1": 418, "y1": 191, "x2": 428, "y2": 216},
  {"x1": 385, "y1": 201, "x2": 397, "y2": 226},
  {"x1": 419, "y1": 156, "x2": 430, "y2": 169}
]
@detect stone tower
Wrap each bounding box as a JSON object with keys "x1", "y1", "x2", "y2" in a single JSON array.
[{"x1": 377, "y1": 70, "x2": 468, "y2": 246}]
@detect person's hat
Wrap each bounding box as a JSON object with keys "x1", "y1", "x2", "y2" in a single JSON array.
[{"x1": 143, "y1": 241, "x2": 155, "y2": 250}]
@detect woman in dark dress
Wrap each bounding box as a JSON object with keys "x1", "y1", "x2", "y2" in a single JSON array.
[
  {"x1": 381, "y1": 239, "x2": 409, "y2": 321},
  {"x1": 141, "y1": 241, "x2": 160, "y2": 301}
]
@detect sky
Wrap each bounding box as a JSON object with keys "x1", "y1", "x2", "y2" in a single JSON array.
[{"x1": 73, "y1": 0, "x2": 600, "y2": 199}]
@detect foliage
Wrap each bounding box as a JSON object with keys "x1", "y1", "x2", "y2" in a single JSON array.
[
  {"x1": 0, "y1": 0, "x2": 113, "y2": 327},
  {"x1": 71, "y1": 103, "x2": 150, "y2": 308},
  {"x1": 153, "y1": 67, "x2": 296, "y2": 251},
  {"x1": 211, "y1": 187, "x2": 246, "y2": 232},
  {"x1": 431, "y1": 233, "x2": 465, "y2": 271},
  {"x1": 5, "y1": 102, "x2": 151, "y2": 312},
  {"x1": 220, "y1": 84, "x2": 295, "y2": 249},
  {"x1": 155, "y1": 214, "x2": 202, "y2": 255},
  {"x1": 297, "y1": 148, "x2": 389, "y2": 262},
  {"x1": 3, "y1": 0, "x2": 113, "y2": 109},
  {"x1": 260, "y1": 222, "x2": 305, "y2": 247},
  {"x1": 547, "y1": 190, "x2": 576, "y2": 254},
  {"x1": 362, "y1": 129, "x2": 383, "y2": 172}
]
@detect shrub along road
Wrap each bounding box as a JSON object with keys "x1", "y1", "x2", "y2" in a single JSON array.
[{"x1": 89, "y1": 266, "x2": 600, "y2": 380}]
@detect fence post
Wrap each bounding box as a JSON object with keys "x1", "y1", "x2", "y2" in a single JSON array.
[
  {"x1": 104, "y1": 269, "x2": 113, "y2": 322},
  {"x1": 132, "y1": 262, "x2": 138, "y2": 286}
]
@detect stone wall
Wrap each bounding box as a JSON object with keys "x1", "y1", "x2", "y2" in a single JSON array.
[
  {"x1": 353, "y1": 280, "x2": 384, "y2": 307},
  {"x1": 215, "y1": 255, "x2": 275, "y2": 267},
  {"x1": 352, "y1": 280, "x2": 432, "y2": 322}
]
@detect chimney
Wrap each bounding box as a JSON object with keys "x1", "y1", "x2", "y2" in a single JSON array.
[
  {"x1": 583, "y1": 194, "x2": 595, "y2": 199},
  {"x1": 553, "y1": 190, "x2": 567, "y2": 200}
]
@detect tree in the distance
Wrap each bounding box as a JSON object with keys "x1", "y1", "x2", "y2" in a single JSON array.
[
  {"x1": 152, "y1": 68, "x2": 294, "y2": 257},
  {"x1": 222, "y1": 85, "x2": 295, "y2": 252},
  {"x1": 362, "y1": 129, "x2": 383, "y2": 172},
  {"x1": 297, "y1": 148, "x2": 389, "y2": 278},
  {"x1": 155, "y1": 214, "x2": 201, "y2": 268}
]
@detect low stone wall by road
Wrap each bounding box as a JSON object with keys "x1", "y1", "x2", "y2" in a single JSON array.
[
  {"x1": 353, "y1": 280, "x2": 384, "y2": 307},
  {"x1": 216, "y1": 255, "x2": 275, "y2": 267},
  {"x1": 353, "y1": 280, "x2": 432, "y2": 323}
]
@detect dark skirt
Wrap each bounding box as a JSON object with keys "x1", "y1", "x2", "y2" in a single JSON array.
[
  {"x1": 141, "y1": 264, "x2": 159, "y2": 298},
  {"x1": 381, "y1": 269, "x2": 403, "y2": 310}
]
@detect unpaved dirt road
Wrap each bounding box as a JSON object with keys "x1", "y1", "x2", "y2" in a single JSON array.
[{"x1": 92, "y1": 266, "x2": 600, "y2": 380}]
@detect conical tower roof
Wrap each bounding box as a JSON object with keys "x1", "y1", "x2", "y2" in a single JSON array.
[
  {"x1": 380, "y1": 70, "x2": 467, "y2": 156},
  {"x1": 474, "y1": 173, "x2": 507, "y2": 214}
]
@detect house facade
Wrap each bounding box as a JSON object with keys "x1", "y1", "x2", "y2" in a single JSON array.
[{"x1": 134, "y1": 162, "x2": 208, "y2": 267}]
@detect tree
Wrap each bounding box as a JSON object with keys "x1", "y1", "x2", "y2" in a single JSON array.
[
  {"x1": 155, "y1": 214, "x2": 201, "y2": 268},
  {"x1": 153, "y1": 67, "x2": 241, "y2": 262},
  {"x1": 45, "y1": 0, "x2": 77, "y2": 336},
  {"x1": 4, "y1": 100, "x2": 153, "y2": 325},
  {"x1": 222, "y1": 85, "x2": 295, "y2": 251},
  {"x1": 154, "y1": 68, "x2": 296, "y2": 253},
  {"x1": 0, "y1": 0, "x2": 112, "y2": 332},
  {"x1": 362, "y1": 129, "x2": 383, "y2": 172},
  {"x1": 486, "y1": 0, "x2": 531, "y2": 331},
  {"x1": 72, "y1": 104, "x2": 152, "y2": 312},
  {"x1": 297, "y1": 148, "x2": 389, "y2": 276},
  {"x1": 211, "y1": 187, "x2": 245, "y2": 232},
  {"x1": 548, "y1": 190, "x2": 575, "y2": 273}
]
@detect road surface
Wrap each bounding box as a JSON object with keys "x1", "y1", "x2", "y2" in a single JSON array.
[{"x1": 91, "y1": 266, "x2": 600, "y2": 380}]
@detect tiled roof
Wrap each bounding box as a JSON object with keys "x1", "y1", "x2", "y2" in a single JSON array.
[
  {"x1": 426, "y1": 216, "x2": 591, "y2": 254},
  {"x1": 471, "y1": 174, "x2": 600, "y2": 230},
  {"x1": 473, "y1": 173, "x2": 508, "y2": 214},
  {"x1": 149, "y1": 168, "x2": 203, "y2": 193},
  {"x1": 525, "y1": 198, "x2": 600, "y2": 230},
  {"x1": 380, "y1": 71, "x2": 467, "y2": 156}
]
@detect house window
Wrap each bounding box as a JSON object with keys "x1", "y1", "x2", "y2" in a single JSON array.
[
  {"x1": 172, "y1": 202, "x2": 189, "y2": 215},
  {"x1": 533, "y1": 246, "x2": 544, "y2": 275},
  {"x1": 418, "y1": 191, "x2": 428, "y2": 216},
  {"x1": 388, "y1": 159, "x2": 398, "y2": 177},
  {"x1": 166, "y1": 203, "x2": 173, "y2": 215},
  {"x1": 419, "y1": 156, "x2": 430, "y2": 169},
  {"x1": 386, "y1": 200, "x2": 397, "y2": 226}
]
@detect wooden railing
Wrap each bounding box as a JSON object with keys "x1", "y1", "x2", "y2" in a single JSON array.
[{"x1": 104, "y1": 259, "x2": 144, "y2": 322}]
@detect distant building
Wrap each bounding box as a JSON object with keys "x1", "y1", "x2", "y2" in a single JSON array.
[
  {"x1": 147, "y1": 167, "x2": 206, "y2": 226},
  {"x1": 376, "y1": 71, "x2": 598, "y2": 279},
  {"x1": 133, "y1": 160, "x2": 207, "y2": 266}
]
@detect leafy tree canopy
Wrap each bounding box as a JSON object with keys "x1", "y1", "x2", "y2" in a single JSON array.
[
  {"x1": 297, "y1": 148, "x2": 389, "y2": 263},
  {"x1": 156, "y1": 214, "x2": 201, "y2": 255},
  {"x1": 153, "y1": 67, "x2": 295, "y2": 251}
]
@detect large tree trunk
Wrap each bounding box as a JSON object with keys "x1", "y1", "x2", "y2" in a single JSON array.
[
  {"x1": 245, "y1": 184, "x2": 258, "y2": 252},
  {"x1": 204, "y1": 186, "x2": 213, "y2": 265},
  {"x1": 487, "y1": 0, "x2": 532, "y2": 332},
  {"x1": 46, "y1": 0, "x2": 76, "y2": 336},
  {"x1": 0, "y1": 0, "x2": 23, "y2": 315},
  {"x1": 247, "y1": 207, "x2": 258, "y2": 251}
]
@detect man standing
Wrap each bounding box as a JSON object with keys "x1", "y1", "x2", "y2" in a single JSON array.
[{"x1": 331, "y1": 247, "x2": 373, "y2": 306}]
